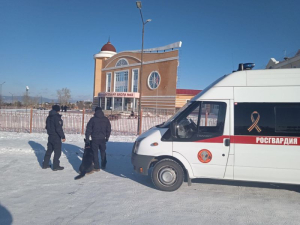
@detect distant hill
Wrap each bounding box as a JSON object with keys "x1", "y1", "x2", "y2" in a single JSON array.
[{"x1": 1, "y1": 96, "x2": 84, "y2": 104}]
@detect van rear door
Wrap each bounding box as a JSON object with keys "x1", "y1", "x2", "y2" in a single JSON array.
[{"x1": 172, "y1": 100, "x2": 231, "y2": 179}]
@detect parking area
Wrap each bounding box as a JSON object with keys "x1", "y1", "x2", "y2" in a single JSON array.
[{"x1": 0, "y1": 132, "x2": 300, "y2": 225}]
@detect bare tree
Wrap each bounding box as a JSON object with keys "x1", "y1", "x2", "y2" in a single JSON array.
[
  {"x1": 32, "y1": 96, "x2": 40, "y2": 107},
  {"x1": 16, "y1": 101, "x2": 22, "y2": 107},
  {"x1": 84, "y1": 101, "x2": 92, "y2": 109},
  {"x1": 23, "y1": 92, "x2": 31, "y2": 108},
  {"x1": 77, "y1": 101, "x2": 84, "y2": 110},
  {"x1": 57, "y1": 88, "x2": 71, "y2": 105}
]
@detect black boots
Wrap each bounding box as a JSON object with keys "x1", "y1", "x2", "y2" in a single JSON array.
[
  {"x1": 42, "y1": 165, "x2": 51, "y2": 169},
  {"x1": 43, "y1": 165, "x2": 64, "y2": 171},
  {"x1": 53, "y1": 166, "x2": 64, "y2": 171}
]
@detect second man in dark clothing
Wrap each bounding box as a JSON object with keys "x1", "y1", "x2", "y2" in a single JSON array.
[
  {"x1": 43, "y1": 105, "x2": 66, "y2": 171},
  {"x1": 85, "y1": 107, "x2": 111, "y2": 171}
]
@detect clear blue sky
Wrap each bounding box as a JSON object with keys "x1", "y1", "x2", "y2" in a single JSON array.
[{"x1": 1, "y1": 0, "x2": 299, "y2": 100}]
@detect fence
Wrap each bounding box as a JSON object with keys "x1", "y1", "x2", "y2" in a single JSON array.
[{"x1": 0, "y1": 109, "x2": 171, "y2": 136}]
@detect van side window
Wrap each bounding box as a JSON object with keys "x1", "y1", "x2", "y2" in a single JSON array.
[
  {"x1": 198, "y1": 102, "x2": 226, "y2": 136},
  {"x1": 234, "y1": 103, "x2": 300, "y2": 136},
  {"x1": 174, "y1": 102, "x2": 226, "y2": 141},
  {"x1": 275, "y1": 106, "x2": 300, "y2": 133}
]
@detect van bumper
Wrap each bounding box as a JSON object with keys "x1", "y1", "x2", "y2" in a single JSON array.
[{"x1": 131, "y1": 153, "x2": 155, "y2": 175}]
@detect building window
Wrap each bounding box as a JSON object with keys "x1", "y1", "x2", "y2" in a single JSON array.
[
  {"x1": 148, "y1": 71, "x2": 161, "y2": 90},
  {"x1": 114, "y1": 71, "x2": 128, "y2": 92},
  {"x1": 116, "y1": 58, "x2": 129, "y2": 67},
  {"x1": 132, "y1": 69, "x2": 139, "y2": 92},
  {"x1": 106, "y1": 73, "x2": 111, "y2": 92}
]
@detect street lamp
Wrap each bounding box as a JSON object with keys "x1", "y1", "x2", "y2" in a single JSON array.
[
  {"x1": 26, "y1": 86, "x2": 29, "y2": 113},
  {"x1": 0, "y1": 82, "x2": 5, "y2": 108},
  {"x1": 9, "y1": 92, "x2": 14, "y2": 108},
  {"x1": 136, "y1": 1, "x2": 151, "y2": 135}
]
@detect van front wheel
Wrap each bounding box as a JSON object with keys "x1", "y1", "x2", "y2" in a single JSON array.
[{"x1": 151, "y1": 159, "x2": 184, "y2": 192}]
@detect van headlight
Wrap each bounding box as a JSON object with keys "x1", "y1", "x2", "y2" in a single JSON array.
[{"x1": 133, "y1": 137, "x2": 145, "y2": 154}]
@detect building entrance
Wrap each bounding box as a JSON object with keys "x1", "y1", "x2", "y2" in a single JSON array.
[
  {"x1": 106, "y1": 97, "x2": 112, "y2": 110},
  {"x1": 114, "y1": 98, "x2": 122, "y2": 111},
  {"x1": 98, "y1": 92, "x2": 140, "y2": 111}
]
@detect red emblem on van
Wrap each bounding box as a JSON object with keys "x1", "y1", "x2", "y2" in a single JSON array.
[{"x1": 198, "y1": 149, "x2": 212, "y2": 163}]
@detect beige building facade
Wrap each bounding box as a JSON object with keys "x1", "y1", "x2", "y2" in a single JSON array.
[
  {"x1": 175, "y1": 89, "x2": 202, "y2": 108},
  {"x1": 266, "y1": 49, "x2": 300, "y2": 69},
  {"x1": 93, "y1": 41, "x2": 182, "y2": 112}
]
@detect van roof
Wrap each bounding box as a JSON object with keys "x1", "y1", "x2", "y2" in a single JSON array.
[
  {"x1": 215, "y1": 68, "x2": 300, "y2": 87},
  {"x1": 191, "y1": 68, "x2": 300, "y2": 101}
]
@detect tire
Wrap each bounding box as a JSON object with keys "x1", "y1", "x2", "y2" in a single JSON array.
[{"x1": 151, "y1": 159, "x2": 184, "y2": 192}]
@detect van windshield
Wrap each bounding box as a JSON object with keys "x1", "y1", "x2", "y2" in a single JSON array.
[
  {"x1": 158, "y1": 75, "x2": 228, "y2": 128},
  {"x1": 158, "y1": 102, "x2": 193, "y2": 128}
]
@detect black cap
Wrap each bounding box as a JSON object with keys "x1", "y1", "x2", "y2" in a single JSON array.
[
  {"x1": 95, "y1": 106, "x2": 102, "y2": 112},
  {"x1": 52, "y1": 105, "x2": 60, "y2": 112}
]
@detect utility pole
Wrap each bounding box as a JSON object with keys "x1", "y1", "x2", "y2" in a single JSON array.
[
  {"x1": 0, "y1": 82, "x2": 5, "y2": 108},
  {"x1": 9, "y1": 92, "x2": 14, "y2": 108},
  {"x1": 26, "y1": 86, "x2": 29, "y2": 113},
  {"x1": 136, "y1": 1, "x2": 151, "y2": 135}
]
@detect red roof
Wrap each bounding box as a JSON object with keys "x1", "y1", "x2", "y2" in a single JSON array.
[
  {"x1": 101, "y1": 41, "x2": 116, "y2": 52},
  {"x1": 176, "y1": 89, "x2": 202, "y2": 95}
]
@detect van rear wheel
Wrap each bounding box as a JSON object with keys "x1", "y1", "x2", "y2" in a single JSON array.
[{"x1": 151, "y1": 159, "x2": 184, "y2": 192}]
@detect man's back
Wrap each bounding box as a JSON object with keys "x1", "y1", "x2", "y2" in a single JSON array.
[
  {"x1": 46, "y1": 110, "x2": 65, "y2": 138},
  {"x1": 85, "y1": 110, "x2": 111, "y2": 140}
]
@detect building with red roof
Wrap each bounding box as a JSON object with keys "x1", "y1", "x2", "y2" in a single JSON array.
[
  {"x1": 176, "y1": 89, "x2": 202, "y2": 108},
  {"x1": 92, "y1": 41, "x2": 202, "y2": 112}
]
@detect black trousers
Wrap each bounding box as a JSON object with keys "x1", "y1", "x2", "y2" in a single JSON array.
[
  {"x1": 43, "y1": 136, "x2": 62, "y2": 169},
  {"x1": 91, "y1": 139, "x2": 106, "y2": 169}
]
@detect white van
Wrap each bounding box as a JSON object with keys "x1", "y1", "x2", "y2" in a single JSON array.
[{"x1": 131, "y1": 64, "x2": 300, "y2": 191}]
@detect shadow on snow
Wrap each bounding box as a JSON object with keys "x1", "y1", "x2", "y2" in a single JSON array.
[
  {"x1": 28, "y1": 141, "x2": 84, "y2": 173},
  {"x1": 100, "y1": 141, "x2": 154, "y2": 189},
  {"x1": 61, "y1": 143, "x2": 83, "y2": 173},
  {"x1": 28, "y1": 141, "x2": 46, "y2": 168},
  {"x1": 0, "y1": 203, "x2": 13, "y2": 225},
  {"x1": 28, "y1": 140, "x2": 155, "y2": 189},
  {"x1": 191, "y1": 178, "x2": 300, "y2": 193}
]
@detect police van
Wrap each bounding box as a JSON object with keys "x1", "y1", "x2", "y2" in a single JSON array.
[{"x1": 131, "y1": 64, "x2": 300, "y2": 191}]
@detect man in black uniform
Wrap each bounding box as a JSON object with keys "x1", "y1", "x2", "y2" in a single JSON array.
[
  {"x1": 42, "y1": 105, "x2": 66, "y2": 171},
  {"x1": 85, "y1": 107, "x2": 111, "y2": 171}
]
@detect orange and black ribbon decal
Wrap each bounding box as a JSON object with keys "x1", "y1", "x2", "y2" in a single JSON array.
[{"x1": 248, "y1": 111, "x2": 262, "y2": 133}]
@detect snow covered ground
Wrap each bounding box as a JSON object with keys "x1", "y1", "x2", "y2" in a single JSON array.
[{"x1": 1, "y1": 131, "x2": 300, "y2": 225}]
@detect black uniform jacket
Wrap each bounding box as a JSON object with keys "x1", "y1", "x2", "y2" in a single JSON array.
[
  {"x1": 85, "y1": 110, "x2": 111, "y2": 141},
  {"x1": 45, "y1": 110, "x2": 65, "y2": 139}
]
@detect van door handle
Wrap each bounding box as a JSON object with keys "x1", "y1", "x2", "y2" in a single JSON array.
[{"x1": 224, "y1": 138, "x2": 230, "y2": 147}]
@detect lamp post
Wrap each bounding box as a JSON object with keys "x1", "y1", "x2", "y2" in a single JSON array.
[
  {"x1": 9, "y1": 92, "x2": 14, "y2": 108},
  {"x1": 136, "y1": 1, "x2": 151, "y2": 135},
  {"x1": 0, "y1": 82, "x2": 5, "y2": 108},
  {"x1": 26, "y1": 86, "x2": 29, "y2": 113}
]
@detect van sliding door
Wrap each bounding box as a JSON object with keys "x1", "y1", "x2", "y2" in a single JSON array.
[{"x1": 234, "y1": 102, "x2": 300, "y2": 184}]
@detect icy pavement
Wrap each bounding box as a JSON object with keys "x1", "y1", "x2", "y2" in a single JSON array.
[{"x1": 1, "y1": 131, "x2": 300, "y2": 225}]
